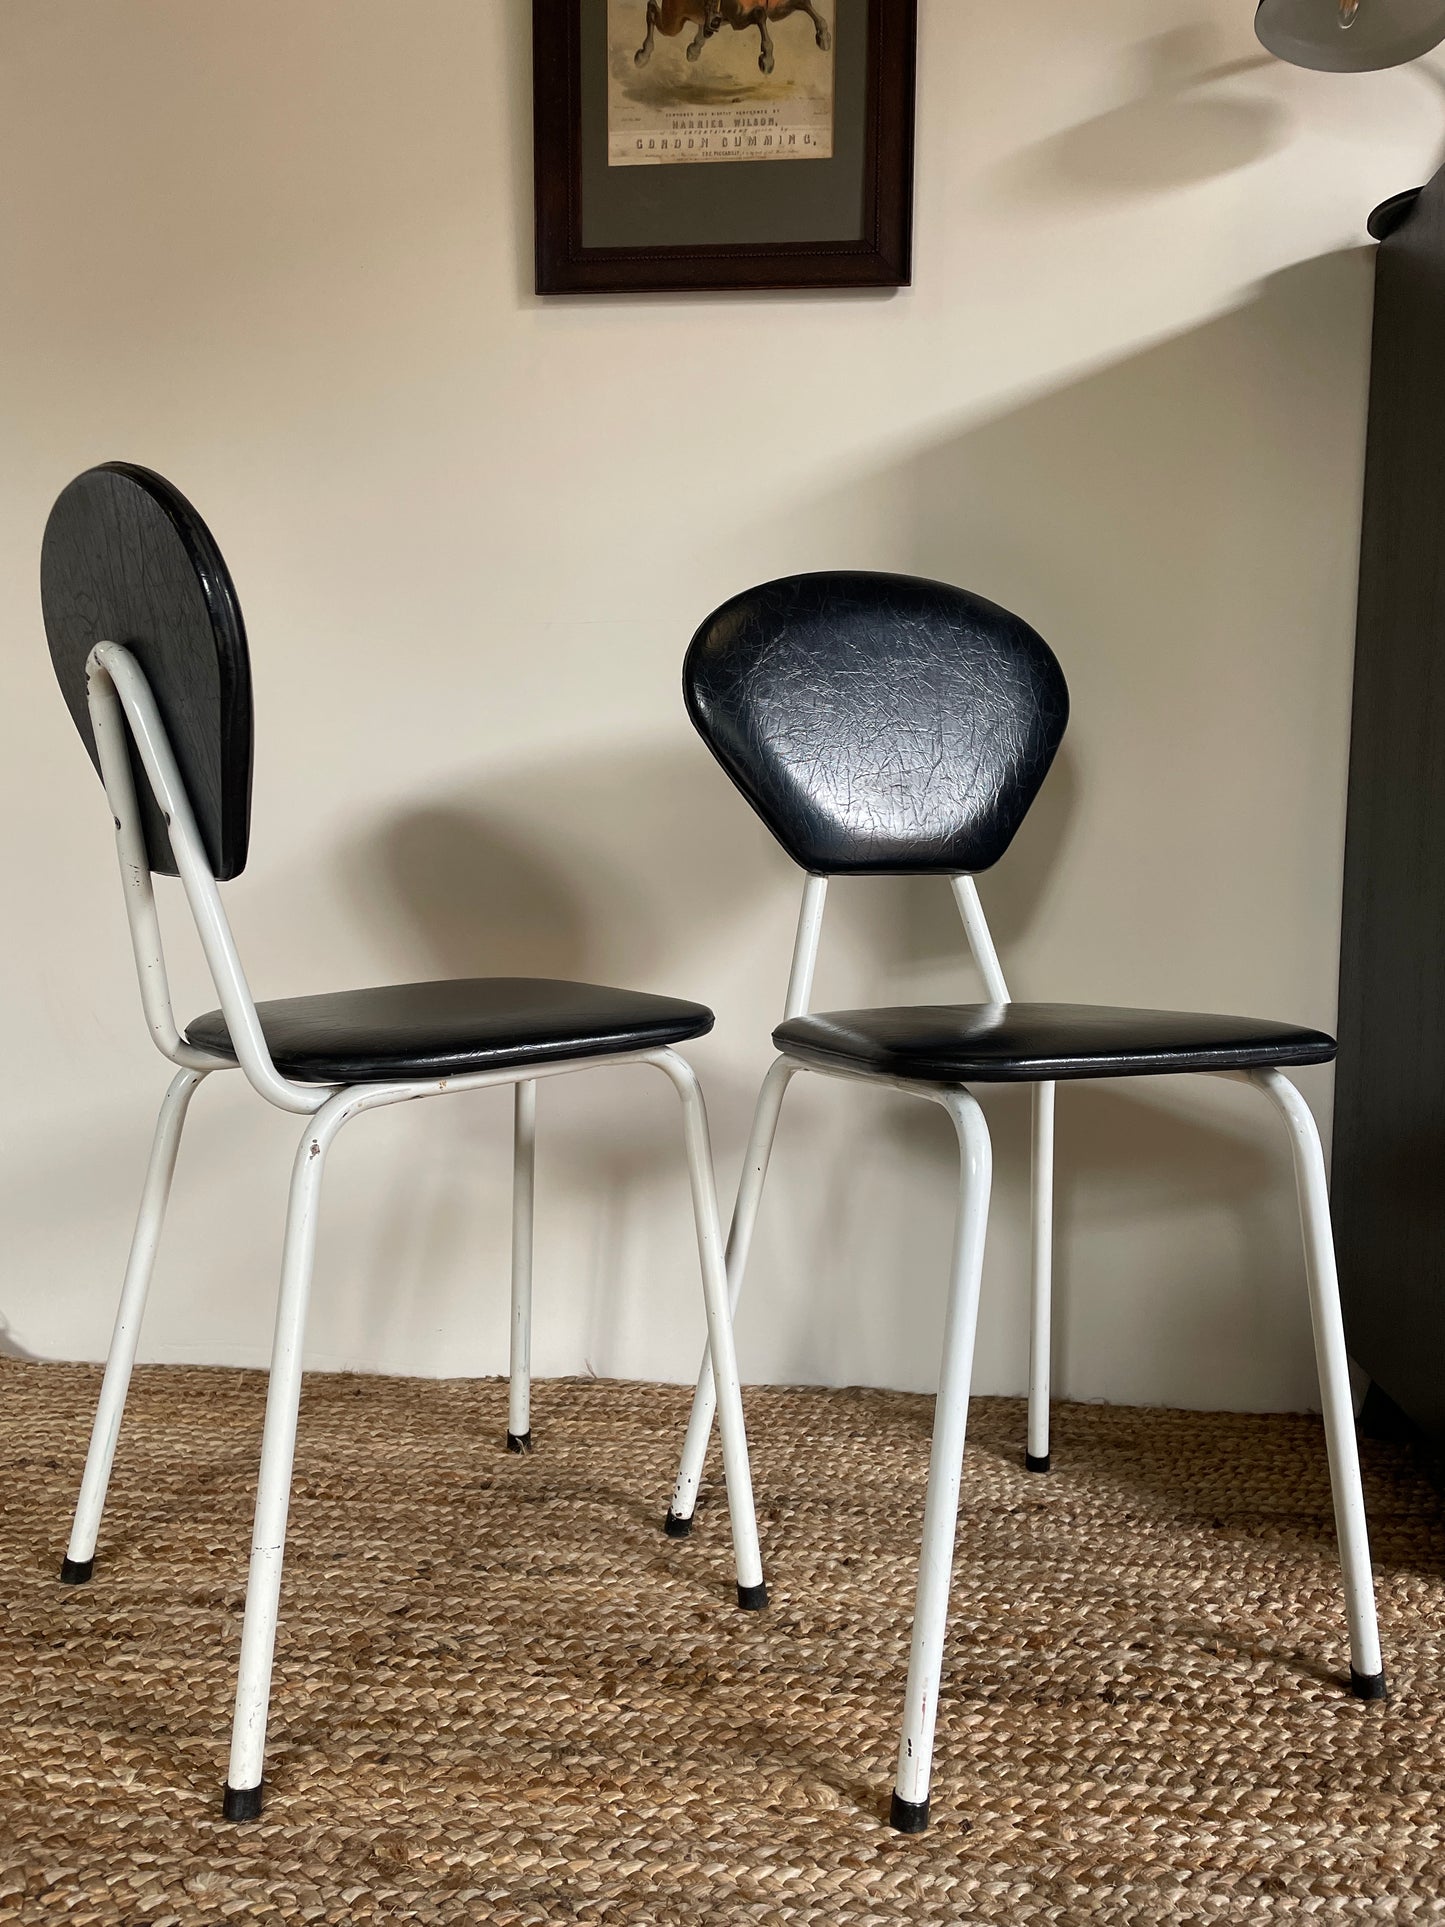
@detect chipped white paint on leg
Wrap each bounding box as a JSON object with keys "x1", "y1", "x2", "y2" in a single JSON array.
[
  {"x1": 892, "y1": 1087, "x2": 993, "y2": 1825},
  {"x1": 225, "y1": 1091, "x2": 359, "y2": 1805}
]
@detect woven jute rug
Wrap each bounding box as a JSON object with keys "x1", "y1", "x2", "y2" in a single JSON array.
[{"x1": 1, "y1": 1362, "x2": 1442, "y2": 1924}]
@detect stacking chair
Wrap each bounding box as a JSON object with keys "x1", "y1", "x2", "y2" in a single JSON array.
[
  {"x1": 42, "y1": 462, "x2": 765, "y2": 1820},
  {"x1": 661, "y1": 570, "x2": 1385, "y2": 1833}
]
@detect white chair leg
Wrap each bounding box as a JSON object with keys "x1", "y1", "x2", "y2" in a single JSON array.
[
  {"x1": 62, "y1": 1068, "x2": 207, "y2": 1584},
  {"x1": 1249, "y1": 1069, "x2": 1386, "y2": 1698},
  {"x1": 665, "y1": 1055, "x2": 796, "y2": 1537},
  {"x1": 891, "y1": 1087, "x2": 994, "y2": 1833},
  {"x1": 507, "y1": 1078, "x2": 536, "y2": 1454},
  {"x1": 653, "y1": 1052, "x2": 767, "y2": 1607},
  {"x1": 223, "y1": 1088, "x2": 357, "y2": 1821},
  {"x1": 1026, "y1": 1080, "x2": 1055, "y2": 1474}
]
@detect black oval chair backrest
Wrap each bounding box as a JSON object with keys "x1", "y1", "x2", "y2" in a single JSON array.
[
  {"x1": 41, "y1": 462, "x2": 253, "y2": 880},
  {"x1": 684, "y1": 571, "x2": 1070, "y2": 875}
]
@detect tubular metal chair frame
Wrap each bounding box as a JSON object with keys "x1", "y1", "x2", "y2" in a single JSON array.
[
  {"x1": 666, "y1": 870, "x2": 1384, "y2": 1832},
  {"x1": 63, "y1": 641, "x2": 765, "y2": 1820}
]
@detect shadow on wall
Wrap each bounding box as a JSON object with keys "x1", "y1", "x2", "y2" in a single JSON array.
[
  {"x1": 2, "y1": 250, "x2": 1372, "y2": 1406},
  {"x1": 0, "y1": 1319, "x2": 41, "y2": 1362},
  {"x1": 499, "y1": 9, "x2": 1300, "y2": 302},
  {"x1": 765, "y1": 243, "x2": 1372, "y2": 988},
  {"x1": 798, "y1": 248, "x2": 1371, "y2": 1403},
  {"x1": 317, "y1": 245, "x2": 1373, "y2": 1404},
  {"x1": 331, "y1": 743, "x2": 793, "y2": 1358},
  {"x1": 363, "y1": 738, "x2": 1081, "y2": 1022},
  {"x1": 360, "y1": 743, "x2": 781, "y2": 988},
  {"x1": 3, "y1": 240, "x2": 1359, "y2": 1376},
  {"x1": 1001, "y1": 32, "x2": 1287, "y2": 202}
]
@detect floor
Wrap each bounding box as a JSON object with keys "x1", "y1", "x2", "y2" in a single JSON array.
[{"x1": 1, "y1": 1362, "x2": 1442, "y2": 1924}]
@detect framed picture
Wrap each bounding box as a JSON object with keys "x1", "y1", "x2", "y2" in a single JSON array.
[{"x1": 533, "y1": 0, "x2": 918, "y2": 295}]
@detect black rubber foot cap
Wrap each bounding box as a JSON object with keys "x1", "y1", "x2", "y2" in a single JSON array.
[
  {"x1": 222, "y1": 1781, "x2": 264, "y2": 1822},
  {"x1": 1351, "y1": 1666, "x2": 1388, "y2": 1702},
  {"x1": 59, "y1": 1556, "x2": 94, "y2": 1586},
  {"x1": 890, "y1": 1791, "x2": 930, "y2": 1834},
  {"x1": 1025, "y1": 1452, "x2": 1051, "y2": 1474},
  {"x1": 505, "y1": 1431, "x2": 532, "y2": 1455},
  {"x1": 737, "y1": 1581, "x2": 769, "y2": 1612},
  {"x1": 663, "y1": 1509, "x2": 694, "y2": 1539}
]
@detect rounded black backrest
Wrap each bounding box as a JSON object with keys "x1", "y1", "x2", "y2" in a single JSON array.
[
  {"x1": 684, "y1": 571, "x2": 1070, "y2": 874},
  {"x1": 41, "y1": 463, "x2": 253, "y2": 880}
]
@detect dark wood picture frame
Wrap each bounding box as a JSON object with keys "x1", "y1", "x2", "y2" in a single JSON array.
[{"x1": 533, "y1": 0, "x2": 917, "y2": 295}]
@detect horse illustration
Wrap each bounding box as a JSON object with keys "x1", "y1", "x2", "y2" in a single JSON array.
[{"x1": 634, "y1": 0, "x2": 833, "y2": 77}]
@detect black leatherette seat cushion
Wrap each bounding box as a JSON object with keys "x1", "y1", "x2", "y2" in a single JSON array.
[
  {"x1": 773, "y1": 1004, "x2": 1337, "y2": 1084},
  {"x1": 685, "y1": 571, "x2": 1069, "y2": 875},
  {"x1": 186, "y1": 978, "x2": 712, "y2": 1084}
]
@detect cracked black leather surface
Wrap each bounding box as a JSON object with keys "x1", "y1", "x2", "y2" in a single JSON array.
[
  {"x1": 685, "y1": 571, "x2": 1069, "y2": 874},
  {"x1": 186, "y1": 978, "x2": 713, "y2": 1084},
  {"x1": 42, "y1": 463, "x2": 253, "y2": 880},
  {"x1": 773, "y1": 1003, "x2": 1337, "y2": 1084}
]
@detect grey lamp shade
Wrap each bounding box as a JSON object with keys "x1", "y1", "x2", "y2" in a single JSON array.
[{"x1": 1255, "y1": 0, "x2": 1445, "y2": 68}]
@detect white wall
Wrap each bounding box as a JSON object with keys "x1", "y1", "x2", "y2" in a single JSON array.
[{"x1": 1, "y1": 0, "x2": 1440, "y2": 1409}]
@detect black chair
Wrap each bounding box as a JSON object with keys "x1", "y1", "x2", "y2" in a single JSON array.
[
  {"x1": 660, "y1": 569, "x2": 1385, "y2": 1833},
  {"x1": 43, "y1": 462, "x2": 765, "y2": 1820}
]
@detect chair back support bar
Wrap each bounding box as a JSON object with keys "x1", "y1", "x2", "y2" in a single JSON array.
[
  {"x1": 782, "y1": 874, "x2": 829, "y2": 1020},
  {"x1": 951, "y1": 877, "x2": 1011, "y2": 1004},
  {"x1": 779, "y1": 873, "x2": 1012, "y2": 1030},
  {"x1": 86, "y1": 646, "x2": 325, "y2": 1114}
]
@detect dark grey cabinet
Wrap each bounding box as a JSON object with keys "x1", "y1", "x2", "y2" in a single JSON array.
[{"x1": 1333, "y1": 168, "x2": 1445, "y2": 1451}]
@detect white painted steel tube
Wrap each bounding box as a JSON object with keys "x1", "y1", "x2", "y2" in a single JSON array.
[
  {"x1": 950, "y1": 875, "x2": 1011, "y2": 1004},
  {"x1": 63, "y1": 1069, "x2": 208, "y2": 1575},
  {"x1": 953, "y1": 872, "x2": 1059, "y2": 1471},
  {"x1": 1027, "y1": 1081, "x2": 1056, "y2": 1470},
  {"x1": 652, "y1": 1051, "x2": 766, "y2": 1601},
  {"x1": 666, "y1": 1055, "x2": 798, "y2": 1528},
  {"x1": 223, "y1": 1048, "x2": 765, "y2": 1809},
  {"x1": 508, "y1": 1079, "x2": 537, "y2": 1449},
  {"x1": 89, "y1": 645, "x2": 326, "y2": 1115},
  {"x1": 224, "y1": 1087, "x2": 361, "y2": 1809},
  {"x1": 1249, "y1": 1069, "x2": 1385, "y2": 1688},
  {"x1": 85, "y1": 659, "x2": 223, "y2": 1073},
  {"x1": 784, "y1": 875, "x2": 828, "y2": 1020},
  {"x1": 663, "y1": 873, "x2": 825, "y2": 1524},
  {"x1": 891, "y1": 1086, "x2": 994, "y2": 1828}
]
